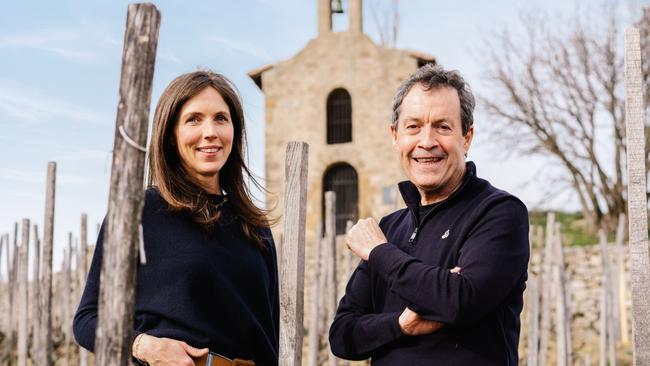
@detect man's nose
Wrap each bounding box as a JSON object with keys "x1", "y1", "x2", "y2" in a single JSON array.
[{"x1": 418, "y1": 125, "x2": 438, "y2": 149}]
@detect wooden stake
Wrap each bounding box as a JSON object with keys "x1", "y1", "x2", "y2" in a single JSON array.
[
  {"x1": 324, "y1": 191, "x2": 338, "y2": 366},
  {"x1": 538, "y1": 212, "x2": 555, "y2": 366},
  {"x1": 64, "y1": 233, "x2": 72, "y2": 366},
  {"x1": 9, "y1": 221, "x2": 18, "y2": 362},
  {"x1": 614, "y1": 213, "x2": 629, "y2": 345},
  {"x1": 17, "y1": 219, "x2": 30, "y2": 366},
  {"x1": 94, "y1": 4, "x2": 160, "y2": 366},
  {"x1": 37, "y1": 161, "x2": 56, "y2": 366},
  {"x1": 624, "y1": 27, "x2": 650, "y2": 366},
  {"x1": 526, "y1": 275, "x2": 540, "y2": 366},
  {"x1": 30, "y1": 224, "x2": 41, "y2": 361},
  {"x1": 278, "y1": 141, "x2": 309, "y2": 366},
  {"x1": 554, "y1": 223, "x2": 571, "y2": 366},
  {"x1": 343, "y1": 220, "x2": 354, "y2": 284},
  {"x1": 307, "y1": 224, "x2": 323, "y2": 366},
  {"x1": 599, "y1": 229, "x2": 616, "y2": 366},
  {"x1": 79, "y1": 213, "x2": 89, "y2": 366}
]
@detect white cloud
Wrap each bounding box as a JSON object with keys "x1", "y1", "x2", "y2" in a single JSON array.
[
  {"x1": 0, "y1": 29, "x2": 96, "y2": 61},
  {"x1": 203, "y1": 36, "x2": 272, "y2": 60},
  {"x1": 0, "y1": 85, "x2": 109, "y2": 126},
  {"x1": 0, "y1": 167, "x2": 89, "y2": 185}
]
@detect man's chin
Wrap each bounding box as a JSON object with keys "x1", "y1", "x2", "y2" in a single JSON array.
[{"x1": 413, "y1": 181, "x2": 443, "y2": 194}]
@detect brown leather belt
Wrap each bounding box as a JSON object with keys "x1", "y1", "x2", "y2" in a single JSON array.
[{"x1": 195, "y1": 351, "x2": 255, "y2": 366}]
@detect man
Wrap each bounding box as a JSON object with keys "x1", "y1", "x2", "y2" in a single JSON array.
[{"x1": 329, "y1": 64, "x2": 529, "y2": 365}]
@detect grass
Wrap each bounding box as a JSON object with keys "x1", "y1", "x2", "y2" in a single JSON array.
[{"x1": 529, "y1": 211, "x2": 600, "y2": 247}]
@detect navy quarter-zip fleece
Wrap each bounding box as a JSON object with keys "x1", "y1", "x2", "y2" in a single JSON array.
[{"x1": 329, "y1": 162, "x2": 529, "y2": 365}]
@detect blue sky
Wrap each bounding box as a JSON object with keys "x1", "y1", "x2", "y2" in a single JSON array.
[{"x1": 0, "y1": 0, "x2": 646, "y2": 270}]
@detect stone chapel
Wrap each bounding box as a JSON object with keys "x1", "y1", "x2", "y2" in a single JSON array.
[{"x1": 249, "y1": 0, "x2": 435, "y2": 242}]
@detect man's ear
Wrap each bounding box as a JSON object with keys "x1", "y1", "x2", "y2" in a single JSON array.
[
  {"x1": 463, "y1": 126, "x2": 474, "y2": 154},
  {"x1": 390, "y1": 124, "x2": 398, "y2": 148}
]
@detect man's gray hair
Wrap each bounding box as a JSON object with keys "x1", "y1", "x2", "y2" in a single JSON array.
[{"x1": 391, "y1": 64, "x2": 475, "y2": 135}]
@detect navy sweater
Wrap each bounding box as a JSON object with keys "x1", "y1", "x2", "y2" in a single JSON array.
[
  {"x1": 329, "y1": 162, "x2": 529, "y2": 365},
  {"x1": 73, "y1": 188, "x2": 279, "y2": 365}
]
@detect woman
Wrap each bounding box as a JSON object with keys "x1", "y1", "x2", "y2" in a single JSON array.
[{"x1": 73, "y1": 71, "x2": 279, "y2": 366}]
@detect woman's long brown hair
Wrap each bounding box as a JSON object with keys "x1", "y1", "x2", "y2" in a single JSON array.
[{"x1": 149, "y1": 70, "x2": 273, "y2": 247}]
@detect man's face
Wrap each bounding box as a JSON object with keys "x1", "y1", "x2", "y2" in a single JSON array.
[{"x1": 391, "y1": 84, "x2": 473, "y2": 204}]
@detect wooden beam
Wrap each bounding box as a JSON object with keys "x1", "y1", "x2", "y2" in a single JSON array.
[
  {"x1": 624, "y1": 27, "x2": 650, "y2": 366},
  {"x1": 278, "y1": 141, "x2": 309, "y2": 366},
  {"x1": 94, "y1": 4, "x2": 160, "y2": 366}
]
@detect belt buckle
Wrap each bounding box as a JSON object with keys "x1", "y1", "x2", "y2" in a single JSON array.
[{"x1": 232, "y1": 359, "x2": 255, "y2": 366}]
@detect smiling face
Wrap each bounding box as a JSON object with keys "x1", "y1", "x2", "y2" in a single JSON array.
[
  {"x1": 174, "y1": 86, "x2": 234, "y2": 194},
  {"x1": 391, "y1": 84, "x2": 473, "y2": 205}
]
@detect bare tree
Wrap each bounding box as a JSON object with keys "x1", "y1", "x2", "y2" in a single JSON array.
[
  {"x1": 370, "y1": 0, "x2": 399, "y2": 47},
  {"x1": 479, "y1": 4, "x2": 649, "y2": 231}
]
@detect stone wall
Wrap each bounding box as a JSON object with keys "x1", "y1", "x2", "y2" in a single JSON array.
[{"x1": 522, "y1": 243, "x2": 632, "y2": 365}]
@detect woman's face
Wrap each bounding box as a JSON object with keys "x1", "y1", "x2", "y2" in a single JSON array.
[{"x1": 174, "y1": 86, "x2": 234, "y2": 193}]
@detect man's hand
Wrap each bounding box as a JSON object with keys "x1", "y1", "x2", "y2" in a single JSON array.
[
  {"x1": 398, "y1": 307, "x2": 445, "y2": 336},
  {"x1": 345, "y1": 218, "x2": 388, "y2": 261},
  {"x1": 135, "y1": 334, "x2": 208, "y2": 366}
]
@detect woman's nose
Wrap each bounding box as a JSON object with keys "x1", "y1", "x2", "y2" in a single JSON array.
[{"x1": 202, "y1": 122, "x2": 218, "y2": 140}]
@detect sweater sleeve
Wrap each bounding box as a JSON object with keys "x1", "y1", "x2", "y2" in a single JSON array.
[
  {"x1": 72, "y1": 220, "x2": 105, "y2": 351},
  {"x1": 367, "y1": 197, "x2": 529, "y2": 325},
  {"x1": 328, "y1": 260, "x2": 404, "y2": 360}
]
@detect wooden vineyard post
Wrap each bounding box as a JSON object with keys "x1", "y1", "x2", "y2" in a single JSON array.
[
  {"x1": 538, "y1": 212, "x2": 555, "y2": 366},
  {"x1": 63, "y1": 234, "x2": 72, "y2": 366},
  {"x1": 526, "y1": 275, "x2": 540, "y2": 366},
  {"x1": 0, "y1": 234, "x2": 5, "y2": 352},
  {"x1": 278, "y1": 141, "x2": 309, "y2": 366},
  {"x1": 599, "y1": 229, "x2": 616, "y2": 366},
  {"x1": 307, "y1": 224, "x2": 323, "y2": 366},
  {"x1": 614, "y1": 213, "x2": 629, "y2": 345},
  {"x1": 79, "y1": 213, "x2": 89, "y2": 366},
  {"x1": 342, "y1": 220, "x2": 354, "y2": 297},
  {"x1": 553, "y1": 223, "x2": 571, "y2": 366},
  {"x1": 94, "y1": 4, "x2": 160, "y2": 366},
  {"x1": 31, "y1": 224, "x2": 41, "y2": 359},
  {"x1": 17, "y1": 219, "x2": 30, "y2": 366},
  {"x1": 37, "y1": 162, "x2": 56, "y2": 366},
  {"x1": 624, "y1": 27, "x2": 650, "y2": 365},
  {"x1": 9, "y1": 222, "x2": 18, "y2": 363},
  {"x1": 324, "y1": 191, "x2": 338, "y2": 366}
]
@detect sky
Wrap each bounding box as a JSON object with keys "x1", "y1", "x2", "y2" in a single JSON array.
[{"x1": 0, "y1": 0, "x2": 647, "y2": 271}]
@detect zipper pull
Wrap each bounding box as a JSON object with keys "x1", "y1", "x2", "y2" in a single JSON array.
[{"x1": 409, "y1": 227, "x2": 419, "y2": 243}]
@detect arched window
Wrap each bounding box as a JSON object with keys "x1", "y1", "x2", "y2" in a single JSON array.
[
  {"x1": 326, "y1": 88, "x2": 352, "y2": 144},
  {"x1": 322, "y1": 163, "x2": 358, "y2": 235}
]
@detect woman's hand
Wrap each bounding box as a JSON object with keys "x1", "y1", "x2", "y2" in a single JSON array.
[{"x1": 134, "y1": 334, "x2": 209, "y2": 366}]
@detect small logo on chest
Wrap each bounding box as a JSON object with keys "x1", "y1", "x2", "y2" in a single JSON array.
[{"x1": 441, "y1": 229, "x2": 450, "y2": 239}]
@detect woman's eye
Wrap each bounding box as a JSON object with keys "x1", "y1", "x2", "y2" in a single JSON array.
[
  {"x1": 216, "y1": 114, "x2": 228, "y2": 121},
  {"x1": 186, "y1": 116, "x2": 199, "y2": 124}
]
